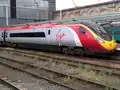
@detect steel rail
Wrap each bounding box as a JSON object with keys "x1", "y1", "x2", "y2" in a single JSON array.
[
  {"x1": 1, "y1": 48, "x2": 120, "y2": 77},
  {"x1": 1, "y1": 48, "x2": 120, "y2": 70},
  {"x1": 0, "y1": 78, "x2": 21, "y2": 90},
  {"x1": 11, "y1": 51, "x2": 120, "y2": 77},
  {"x1": 0, "y1": 57, "x2": 77, "y2": 90}
]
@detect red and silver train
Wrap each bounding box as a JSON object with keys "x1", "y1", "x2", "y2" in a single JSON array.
[{"x1": 0, "y1": 20, "x2": 117, "y2": 55}]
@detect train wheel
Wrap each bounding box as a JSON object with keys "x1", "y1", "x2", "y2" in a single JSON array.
[
  {"x1": 0, "y1": 43, "x2": 2, "y2": 46},
  {"x1": 74, "y1": 48, "x2": 85, "y2": 56},
  {"x1": 0, "y1": 42, "x2": 5, "y2": 47},
  {"x1": 58, "y1": 47, "x2": 62, "y2": 53},
  {"x1": 67, "y1": 47, "x2": 75, "y2": 55},
  {"x1": 84, "y1": 48, "x2": 94, "y2": 56},
  {"x1": 11, "y1": 43, "x2": 16, "y2": 48},
  {"x1": 62, "y1": 47, "x2": 75, "y2": 55},
  {"x1": 62, "y1": 47, "x2": 68, "y2": 55}
]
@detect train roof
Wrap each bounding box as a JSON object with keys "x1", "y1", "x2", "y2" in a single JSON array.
[
  {"x1": 0, "y1": 23, "x2": 57, "y2": 30},
  {"x1": 62, "y1": 20, "x2": 95, "y2": 24}
]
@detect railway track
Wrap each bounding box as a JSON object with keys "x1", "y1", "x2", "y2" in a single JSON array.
[
  {"x1": 1, "y1": 47, "x2": 120, "y2": 71},
  {"x1": 0, "y1": 47, "x2": 119, "y2": 89},
  {"x1": 0, "y1": 60, "x2": 67, "y2": 90},
  {"x1": 0, "y1": 56, "x2": 77, "y2": 90},
  {"x1": 0, "y1": 78, "x2": 21, "y2": 90},
  {"x1": 7, "y1": 50, "x2": 120, "y2": 77},
  {"x1": 1, "y1": 47, "x2": 120, "y2": 68},
  {"x1": 0, "y1": 56, "x2": 105, "y2": 90}
]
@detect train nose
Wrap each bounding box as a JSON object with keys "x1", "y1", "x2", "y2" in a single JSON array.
[{"x1": 104, "y1": 41, "x2": 117, "y2": 51}]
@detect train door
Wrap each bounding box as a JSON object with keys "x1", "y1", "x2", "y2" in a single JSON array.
[
  {"x1": 0, "y1": 31, "x2": 4, "y2": 44},
  {"x1": 79, "y1": 27, "x2": 87, "y2": 43},
  {"x1": 0, "y1": 30, "x2": 7, "y2": 45},
  {"x1": 2, "y1": 31, "x2": 8, "y2": 42},
  {"x1": 3, "y1": 31, "x2": 7, "y2": 42},
  {"x1": 0, "y1": 31, "x2": 3, "y2": 41},
  {"x1": 46, "y1": 28, "x2": 51, "y2": 45},
  {"x1": 1, "y1": 30, "x2": 7, "y2": 40},
  {"x1": 79, "y1": 26, "x2": 91, "y2": 49}
]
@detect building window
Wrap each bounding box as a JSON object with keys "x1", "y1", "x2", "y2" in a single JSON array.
[
  {"x1": 10, "y1": 32, "x2": 45, "y2": 37},
  {"x1": 10, "y1": 0, "x2": 16, "y2": 18}
]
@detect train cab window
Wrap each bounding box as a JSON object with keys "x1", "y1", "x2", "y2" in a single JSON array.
[
  {"x1": 48, "y1": 30, "x2": 50, "y2": 35},
  {"x1": 80, "y1": 27, "x2": 86, "y2": 34}
]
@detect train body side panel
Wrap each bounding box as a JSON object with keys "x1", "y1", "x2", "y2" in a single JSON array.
[
  {"x1": 5, "y1": 26, "x2": 82, "y2": 48},
  {"x1": 50, "y1": 27, "x2": 82, "y2": 47}
]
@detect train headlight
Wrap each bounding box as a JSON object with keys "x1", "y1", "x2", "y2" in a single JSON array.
[
  {"x1": 114, "y1": 39, "x2": 116, "y2": 42},
  {"x1": 113, "y1": 38, "x2": 116, "y2": 42},
  {"x1": 96, "y1": 38, "x2": 105, "y2": 44}
]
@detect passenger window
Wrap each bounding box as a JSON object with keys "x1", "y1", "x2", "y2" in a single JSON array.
[
  {"x1": 10, "y1": 32, "x2": 45, "y2": 37},
  {"x1": 48, "y1": 30, "x2": 50, "y2": 35},
  {"x1": 80, "y1": 27, "x2": 86, "y2": 34}
]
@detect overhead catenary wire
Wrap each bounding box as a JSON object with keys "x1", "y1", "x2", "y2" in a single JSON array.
[
  {"x1": 34, "y1": 0, "x2": 39, "y2": 7},
  {"x1": 72, "y1": 0, "x2": 77, "y2": 7}
]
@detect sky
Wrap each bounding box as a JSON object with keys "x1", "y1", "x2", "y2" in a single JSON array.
[{"x1": 56, "y1": 0, "x2": 112, "y2": 10}]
